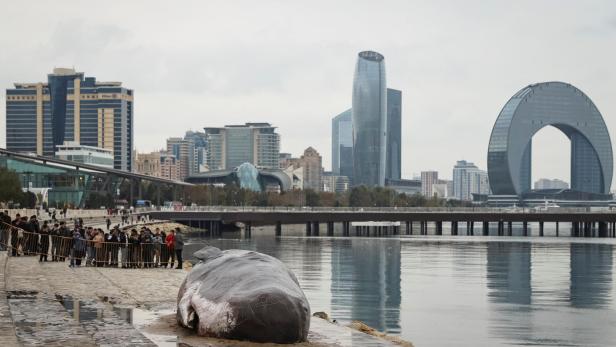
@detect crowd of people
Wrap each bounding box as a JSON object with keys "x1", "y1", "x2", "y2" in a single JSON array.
[{"x1": 0, "y1": 210, "x2": 185, "y2": 269}]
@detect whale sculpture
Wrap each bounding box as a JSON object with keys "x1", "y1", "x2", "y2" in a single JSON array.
[{"x1": 177, "y1": 246, "x2": 311, "y2": 343}]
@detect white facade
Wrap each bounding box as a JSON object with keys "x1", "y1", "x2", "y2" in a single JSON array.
[
  {"x1": 453, "y1": 160, "x2": 490, "y2": 201},
  {"x1": 55, "y1": 141, "x2": 114, "y2": 169},
  {"x1": 421, "y1": 171, "x2": 439, "y2": 197}
]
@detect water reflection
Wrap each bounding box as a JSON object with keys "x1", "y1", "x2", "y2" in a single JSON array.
[
  {"x1": 570, "y1": 243, "x2": 613, "y2": 309},
  {"x1": 187, "y1": 231, "x2": 616, "y2": 347},
  {"x1": 331, "y1": 239, "x2": 401, "y2": 333}
]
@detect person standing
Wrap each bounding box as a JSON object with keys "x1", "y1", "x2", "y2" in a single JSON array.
[
  {"x1": 174, "y1": 227, "x2": 184, "y2": 270},
  {"x1": 39, "y1": 222, "x2": 50, "y2": 262},
  {"x1": 159, "y1": 230, "x2": 167, "y2": 268},
  {"x1": 165, "y1": 229, "x2": 175, "y2": 269},
  {"x1": 118, "y1": 228, "x2": 128, "y2": 268},
  {"x1": 93, "y1": 230, "x2": 104, "y2": 267},
  {"x1": 106, "y1": 217, "x2": 111, "y2": 231}
]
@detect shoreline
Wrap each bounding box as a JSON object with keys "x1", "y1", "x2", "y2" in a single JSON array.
[{"x1": 0, "y1": 253, "x2": 410, "y2": 347}]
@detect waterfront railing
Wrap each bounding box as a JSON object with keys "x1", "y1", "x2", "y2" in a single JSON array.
[{"x1": 0, "y1": 222, "x2": 180, "y2": 269}]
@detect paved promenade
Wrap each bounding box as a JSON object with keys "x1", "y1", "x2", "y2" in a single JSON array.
[{"x1": 0, "y1": 254, "x2": 405, "y2": 346}]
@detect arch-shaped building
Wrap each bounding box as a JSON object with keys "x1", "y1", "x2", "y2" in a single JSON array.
[{"x1": 487, "y1": 82, "x2": 613, "y2": 196}]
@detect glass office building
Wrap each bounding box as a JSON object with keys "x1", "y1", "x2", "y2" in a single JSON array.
[
  {"x1": 386, "y1": 88, "x2": 401, "y2": 180},
  {"x1": 352, "y1": 51, "x2": 387, "y2": 187},
  {"x1": 6, "y1": 68, "x2": 134, "y2": 171},
  {"x1": 332, "y1": 109, "x2": 353, "y2": 181},
  {"x1": 487, "y1": 82, "x2": 613, "y2": 196}
]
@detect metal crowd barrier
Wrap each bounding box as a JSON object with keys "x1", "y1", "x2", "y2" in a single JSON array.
[{"x1": 0, "y1": 222, "x2": 179, "y2": 268}]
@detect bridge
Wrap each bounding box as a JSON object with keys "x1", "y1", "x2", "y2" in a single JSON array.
[{"x1": 148, "y1": 207, "x2": 616, "y2": 238}]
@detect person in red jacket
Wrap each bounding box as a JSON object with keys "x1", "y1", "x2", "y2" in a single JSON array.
[{"x1": 165, "y1": 229, "x2": 175, "y2": 269}]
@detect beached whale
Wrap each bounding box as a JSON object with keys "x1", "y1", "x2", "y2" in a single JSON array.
[{"x1": 177, "y1": 246, "x2": 311, "y2": 343}]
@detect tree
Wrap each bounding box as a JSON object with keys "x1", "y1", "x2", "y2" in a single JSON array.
[
  {"x1": 304, "y1": 189, "x2": 321, "y2": 207},
  {"x1": 0, "y1": 168, "x2": 23, "y2": 204}
]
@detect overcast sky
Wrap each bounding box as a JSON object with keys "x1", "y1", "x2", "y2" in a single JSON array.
[{"x1": 1, "y1": 1, "x2": 615, "y2": 184}]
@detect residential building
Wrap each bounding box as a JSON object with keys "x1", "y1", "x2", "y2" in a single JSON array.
[
  {"x1": 352, "y1": 51, "x2": 387, "y2": 187},
  {"x1": 432, "y1": 182, "x2": 449, "y2": 199},
  {"x1": 204, "y1": 123, "x2": 280, "y2": 170},
  {"x1": 421, "y1": 171, "x2": 439, "y2": 197},
  {"x1": 298, "y1": 147, "x2": 322, "y2": 191},
  {"x1": 160, "y1": 152, "x2": 181, "y2": 181},
  {"x1": 453, "y1": 160, "x2": 490, "y2": 201},
  {"x1": 534, "y1": 178, "x2": 569, "y2": 190},
  {"x1": 134, "y1": 151, "x2": 162, "y2": 177},
  {"x1": 184, "y1": 130, "x2": 208, "y2": 173},
  {"x1": 55, "y1": 141, "x2": 114, "y2": 169},
  {"x1": 6, "y1": 68, "x2": 134, "y2": 171},
  {"x1": 385, "y1": 178, "x2": 421, "y2": 195},
  {"x1": 332, "y1": 109, "x2": 353, "y2": 181},
  {"x1": 166, "y1": 137, "x2": 192, "y2": 180}
]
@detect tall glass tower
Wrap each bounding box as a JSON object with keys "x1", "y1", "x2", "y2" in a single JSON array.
[
  {"x1": 331, "y1": 108, "x2": 353, "y2": 180},
  {"x1": 352, "y1": 51, "x2": 387, "y2": 187}
]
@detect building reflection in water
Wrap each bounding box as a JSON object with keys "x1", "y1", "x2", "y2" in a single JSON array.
[
  {"x1": 331, "y1": 239, "x2": 401, "y2": 334},
  {"x1": 569, "y1": 243, "x2": 613, "y2": 309},
  {"x1": 486, "y1": 242, "x2": 615, "y2": 346}
]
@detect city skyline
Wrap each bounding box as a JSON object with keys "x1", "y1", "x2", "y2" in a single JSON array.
[{"x1": 1, "y1": 1, "x2": 616, "y2": 183}]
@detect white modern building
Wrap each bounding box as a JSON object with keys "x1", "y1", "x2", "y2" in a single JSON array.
[
  {"x1": 453, "y1": 160, "x2": 490, "y2": 201},
  {"x1": 55, "y1": 141, "x2": 114, "y2": 169},
  {"x1": 534, "y1": 178, "x2": 569, "y2": 190}
]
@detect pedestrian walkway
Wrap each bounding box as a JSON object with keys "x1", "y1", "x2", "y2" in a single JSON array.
[{"x1": 0, "y1": 253, "x2": 19, "y2": 347}]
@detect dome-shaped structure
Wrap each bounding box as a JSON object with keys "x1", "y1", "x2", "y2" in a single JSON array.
[
  {"x1": 235, "y1": 162, "x2": 261, "y2": 192},
  {"x1": 487, "y1": 82, "x2": 613, "y2": 196}
]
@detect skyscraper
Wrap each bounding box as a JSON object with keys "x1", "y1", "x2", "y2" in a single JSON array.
[
  {"x1": 204, "y1": 123, "x2": 280, "y2": 170},
  {"x1": 386, "y1": 88, "x2": 401, "y2": 180},
  {"x1": 6, "y1": 68, "x2": 134, "y2": 171},
  {"x1": 331, "y1": 108, "x2": 353, "y2": 180},
  {"x1": 352, "y1": 51, "x2": 387, "y2": 187}
]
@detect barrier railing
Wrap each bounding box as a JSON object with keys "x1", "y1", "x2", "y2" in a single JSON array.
[{"x1": 0, "y1": 222, "x2": 180, "y2": 269}]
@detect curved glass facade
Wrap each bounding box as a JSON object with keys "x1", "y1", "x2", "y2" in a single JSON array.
[
  {"x1": 487, "y1": 82, "x2": 613, "y2": 195},
  {"x1": 352, "y1": 51, "x2": 387, "y2": 187},
  {"x1": 235, "y1": 162, "x2": 261, "y2": 192}
]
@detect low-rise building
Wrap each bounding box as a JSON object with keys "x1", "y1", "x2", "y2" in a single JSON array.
[{"x1": 55, "y1": 141, "x2": 114, "y2": 169}]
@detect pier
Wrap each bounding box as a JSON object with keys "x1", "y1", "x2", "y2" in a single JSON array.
[{"x1": 148, "y1": 207, "x2": 616, "y2": 238}]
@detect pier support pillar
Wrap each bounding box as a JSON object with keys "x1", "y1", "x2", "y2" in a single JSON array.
[
  {"x1": 275, "y1": 221, "x2": 282, "y2": 237},
  {"x1": 312, "y1": 222, "x2": 320, "y2": 236},
  {"x1": 599, "y1": 221, "x2": 608, "y2": 238},
  {"x1": 539, "y1": 221, "x2": 544, "y2": 237},
  {"x1": 306, "y1": 222, "x2": 312, "y2": 236},
  {"x1": 245, "y1": 221, "x2": 252, "y2": 238},
  {"x1": 522, "y1": 221, "x2": 528, "y2": 236},
  {"x1": 482, "y1": 221, "x2": 489, "y2": 236},
  {"x1": 555, "y1": 221, "x2": 559, "y2": 237},
  {"x1": 327, "y1": 222, "x2": 334, "y2": 236},
  {"x1": 451, "y1": 221, "x2": 458, "y2": 236},
  {"x1": 507, "y1": 221, "x2": 512, "y2": 236},
  {"x1": 436, "y1": 221, "x2": 443, "y2": 236},
  {"x1": 497, "y1": 221, "x2": 504, "y2": 236}
]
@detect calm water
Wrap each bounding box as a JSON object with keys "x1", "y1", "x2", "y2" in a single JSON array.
[{"x1": 185, "y1": 225, "x2": 616, "y2": 347}]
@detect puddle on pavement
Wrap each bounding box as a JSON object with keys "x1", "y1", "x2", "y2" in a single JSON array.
[
  {"x1": 7, "y1": 291, "x2": 398, "y2": 347},
  {"x1": 56, "y1": 294, "x2": 178, "y2": 346}
]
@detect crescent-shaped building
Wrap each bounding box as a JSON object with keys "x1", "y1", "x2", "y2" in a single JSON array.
[{"x1": 487, "y1": 82, "x2": 613, "y2": 198}]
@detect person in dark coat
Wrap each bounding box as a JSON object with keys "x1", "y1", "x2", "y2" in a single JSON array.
[
  {"x1": 174, "y1": 227, "x2": 184, "y2": 270},
  {"x1": 39, "y1": 221, "x2": 50, "y2": 262},
  {"x1": 10, "y1": 214, "x2": 22, "y2": 256}
]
